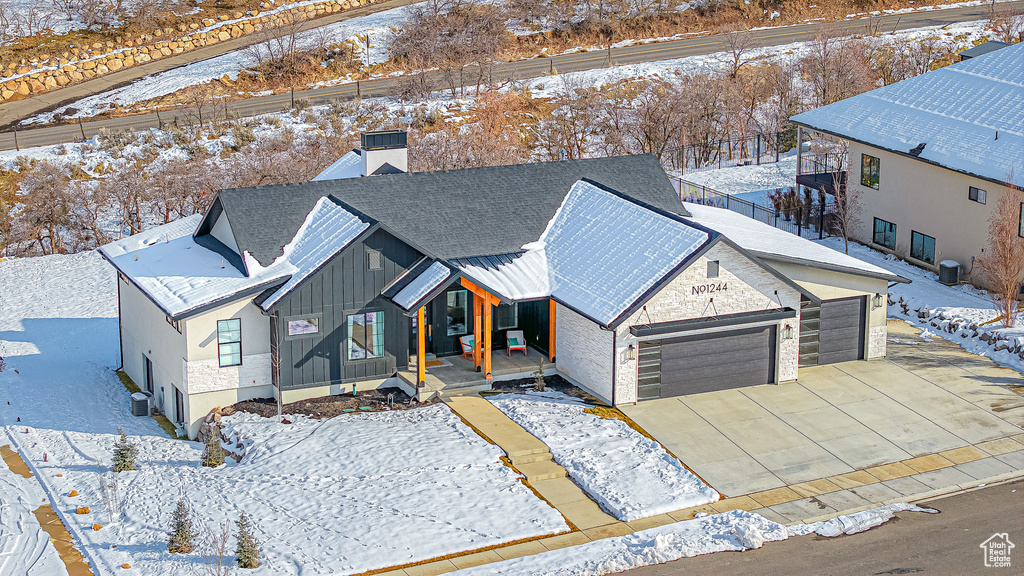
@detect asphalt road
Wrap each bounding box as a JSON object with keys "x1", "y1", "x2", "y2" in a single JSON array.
[
  {"x1": 621, "y1": 480, "x2": 1024, "y2": 576},
  {"x1": 1, "y1": 1, "x2": 1018, "y2": 151}
]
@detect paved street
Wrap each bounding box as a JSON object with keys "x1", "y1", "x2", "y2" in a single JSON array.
[
  {"x1": 621, "y1": 478, "x2": 1023, "y2": 576},
  {"x1": 3, "y1": 1, "x2": 1021, "y2": 149}
]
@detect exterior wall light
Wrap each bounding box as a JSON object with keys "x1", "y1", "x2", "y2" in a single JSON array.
[
  {"x1": 781, "y1": 324, "x2": 794, "y2": 340},
  {"x1": 626, "y1": 344, "x2": 636, "y2": 360},
  {"x1": 872, "y1": 293, "x2": 884, "y2": 309}
]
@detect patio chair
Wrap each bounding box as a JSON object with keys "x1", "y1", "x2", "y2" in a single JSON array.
[
  {"x1": 506, "y1": 330, "x2": 527, "y2": 356},
  {"x1": 459, "y1": 335, "x2": 475, "y2": 360}
]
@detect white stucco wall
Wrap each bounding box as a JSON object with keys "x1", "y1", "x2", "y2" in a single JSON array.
[
  {"x1": 210, "y1": 211, "x2": 240, "y2": 254},
  {"x1": 613, "y1": 243, "x2": 803, "y2": 404},
  {"x1": 554, "y1": 303, "x2": 614, "y2": 404},
  {"x1": 848, "y1": 141, "x2": 1003, "y2": 285}
]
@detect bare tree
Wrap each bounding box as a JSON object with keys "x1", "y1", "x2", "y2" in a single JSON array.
[
  {"x1": 720, "y1": 23, "x2": 757, "y2": 79},
  {"x1": 18, "y1": 162, "x2": 75, "y2": 255},
  {"x1": 828, "y1": 140, "x2": 859, "y2": 254},
  {"x1": 182, "y1": 84, "x2": 216, "y2": 131},
  {"x1": 990, "y1": 6, "x2": 1024, "y2": 44},
  {"x1": 534, "y1": 74, "x2": 600, "y2": 161},
  {"x1": 801, "y1": 26, "x2": 875, "y2": 108},
  {"x1": 976, "y1": 175, "x2": 1024, "y2": 328},
  {"x1": 204, "y1": 520, "x2": 232, "y2": 576}
]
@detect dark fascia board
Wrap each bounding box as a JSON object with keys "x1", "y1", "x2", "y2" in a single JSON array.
[
  {"x1": 97, "y1": 249, "x2": 177, "y2": 319},
  {"x1": 380, "y1": 256, "x2": 433, "y2": 299},
  {"x1": 259, "y1": 222, "x2": 383, "y2": 313},
  {"x1": 630, "y1": 307, "x2": 797, "y2": 337},
  {"x1": 753, "y1": 250, "x2": 911, "y2": 284},
  {"x1": 790, "y1": 121, "x2": 1014, "y2": 189}
]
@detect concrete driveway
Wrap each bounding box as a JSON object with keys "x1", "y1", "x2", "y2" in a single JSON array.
[{"x1": 622, "y1": 321, "x2": 1024, "y2": 497}]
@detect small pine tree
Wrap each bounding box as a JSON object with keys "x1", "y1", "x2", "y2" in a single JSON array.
[
  {"x1": 112, "y1": 427, "x2": 138, "y2": 472},
  {"x1": 167, "y1": 498, "x2": 198, "y2": 554},
  {"x1": 533, "y1": 357, "x2": 546, "y2": 393},
  {"x1": 202, "y1": 426, "x2": 225, "y2": 468},
  {"x1": 235, "y1": 512, "x2": 260, "y2": 569}
]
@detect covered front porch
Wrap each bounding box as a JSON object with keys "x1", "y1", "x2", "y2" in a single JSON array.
[{"x1": 400, "y1": 346, "x2": 556, "y2": 400}]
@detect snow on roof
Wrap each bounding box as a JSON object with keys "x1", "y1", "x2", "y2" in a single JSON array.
[
  {"x1": 392, "y1": 261, "x2": 452, "y2": 310},
  {"x1": 311, "y1": 149, "x2": 362, "y2": 182},
  {"x1": 258, "y1": 198, "x2": 371, "y2": 309},
  {"x1": 791, "y1": 41, "x2": 1023, "y2": 186},
  {"x1": 101, "y1": 199, "x2": 369, "y2": 318},
  {"x1": 683, "y1": 202, "x2": 901, "y2": 281},
  {"x1": 456, "y1": 181, "x2": 709, "y2": 327}
]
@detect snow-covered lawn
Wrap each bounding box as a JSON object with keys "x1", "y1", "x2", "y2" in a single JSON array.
[
  {"x1": 0, "y1": 251, "x2": 567, "y2": 575},
  {"x1": 457, "y1": 504, "x2": 936, "y2": 575},
  {"x1": 677, "y1": 155, "x2": 799, "y2": 205},
  {"x1": 0, "y1": 459, "x2": 69, "y2": 576},
  {"x1": 487, "y1": 392, "x2": 719, "y2": 521},
  {"x1": 815, "y1": 237, "x2": 1024, "y2": 375}
]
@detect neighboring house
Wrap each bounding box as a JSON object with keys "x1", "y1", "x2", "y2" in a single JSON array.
[
  {"x1": 791, "y1": 40, "x2": 1023, "y2": 284},
  {"x1": 100, "y1": 131, "x2": 907, "y2": 438}
]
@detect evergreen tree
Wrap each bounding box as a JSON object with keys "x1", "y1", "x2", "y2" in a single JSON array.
[
  {"x1": 167, "y1": 498, "x2": 198, "y2": 554},
  {"x1": 202, "y1": 426, "x2": 225, "y2": 468},
  {"x1": 112, "y1": 427, "x2": 138, "y2": 472},
  {"x1": 235, "y1": 512, "x2": 261, "y2": 569}
]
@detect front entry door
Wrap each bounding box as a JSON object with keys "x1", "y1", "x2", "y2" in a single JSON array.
[{"x1": 410, "y1": 306, "x2": 434, "y2": 357}]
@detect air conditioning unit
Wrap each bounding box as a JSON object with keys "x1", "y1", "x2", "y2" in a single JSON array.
[
  {"x1": 130, "y1": 392, "x2": 152, "y2": 417},
  {"x1": 938, "y1": 260, "x2": 960, "y2": 286}
]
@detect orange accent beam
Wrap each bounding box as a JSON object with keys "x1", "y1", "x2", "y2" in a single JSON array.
[
  {"x1": 417, "y1": 306, "x2": 426, "y2": 387},
  {"x1": 483, "y1": 293, "x2": 493, "y2": 380},
  {"x1": 473, "y1": 295, "x2": 482, "y2": 371},
  {"x1": 459, "y1": 277, "x2": 488, "y2": 298},
  {"x1": 549, "y1": 299, "x2": 557, "y2": 363}
]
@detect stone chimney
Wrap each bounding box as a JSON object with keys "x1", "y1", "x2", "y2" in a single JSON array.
[{"x1": 360, "y1": 130, "x2": 408, "y2": 176}]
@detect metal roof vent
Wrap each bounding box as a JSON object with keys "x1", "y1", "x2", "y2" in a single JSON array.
[
  {"x1": 909, "y1": 143, "x2": 926, "y2": 157},
  {"x1": 938, "y1": 260, "x2": 959, "y2": 286}
]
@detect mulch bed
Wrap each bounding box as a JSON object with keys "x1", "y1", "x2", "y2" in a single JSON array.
[
  {"x1": 226, "y1": 387, "x2": 432, "y2": 419},
  {"x1": 486, "y1": 374, "x2": 605, "y2": 405}
]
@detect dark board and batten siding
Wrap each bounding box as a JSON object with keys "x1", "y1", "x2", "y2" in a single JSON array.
[{"x1": 272, "y1": 229, "x2": 421, "y2": 390}]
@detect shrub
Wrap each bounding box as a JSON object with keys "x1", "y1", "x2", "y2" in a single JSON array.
[
  {"x1": 235, "y1": 512, "x2": 260, "y2": 568},
  {"x1": 167, "y1": 498, "x2": 198, "y2": 554},
  {"x1": 202, "y1": 427, "x2": 225, "y2": 468},
  {"x1": 112, "y1": 427, "x2": 138, "y2": 472}
]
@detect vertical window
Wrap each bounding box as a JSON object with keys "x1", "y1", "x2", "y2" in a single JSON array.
[
  {"x1": 707, "y1": 260, "x2": 720, "y2": 279},
  {"x1": 348, "y1": 311, "x2": 384, "y2": 360},
  {"x1": 860, "y1": 154, "x2": 880, "y2": 189},
  {"x1": 1019, "y1": 203, "x2": 1024, "y2": 238},
  {"x1": 873, "y1": 218, "x2": 896, "y2": 249},
  {"x1": 968, "y1": 186, "x2": 987, "y2": 204},
  {"x1": 494, "y1": 303, "x2": 518, "y2": 330},
  {"x1": 910, "y1": 231, "x2": 936, "y2": 264},
  {"x1": 446, "y1": 290, "x2": 468, "y2": 336},
  {"x1": 217, "y1": 319, "x2": 242, "y2": 367},
  {"x1": 366, "y1": 249, "x2": 383, "y2": 270}
]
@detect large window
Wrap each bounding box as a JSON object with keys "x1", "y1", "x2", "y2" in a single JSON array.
[
  {"x1": 969, "y1": 186, "x2": 987, "y2": 204},
  {"x1": 217, "y1": 319, "x2": 242, "y2": 367},
  {"x1": 861, "y1": 154, "x2": 880, "y2": 190},
  {"x1": 348, "y1": 311, "x2": 384, "y2": 360},
  {"x1": 873, "y1": 218, "x2": 896, "y2": 250},
  {"x1": 910, "y1": 231, "x2": 936, "y2": 265},
  {"x1": 446, "y1": 290, "x2": 468, "y2": 336},
  {"x1": 494, "y1": 303, "x2": 518, "y2": 330}
]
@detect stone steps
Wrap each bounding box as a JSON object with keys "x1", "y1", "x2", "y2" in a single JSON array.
[{"x1": 515, "y1": 459, "x2": 567, "y2": 482}]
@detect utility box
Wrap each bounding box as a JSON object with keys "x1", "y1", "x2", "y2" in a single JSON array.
[
  {"x1": 938, "y1": 260, "x2": 960, "y2": 286},
  {"x1": 131, "y1": 392, "x2": 151, "y2": 417}
]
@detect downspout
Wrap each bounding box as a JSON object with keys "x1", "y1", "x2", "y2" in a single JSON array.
[
  {"x1": 611, "y1": 329, "x2": 616, "y2": 406},
  {"x1": 116, "y1": 276, "x2": 124, "y2": 371}
]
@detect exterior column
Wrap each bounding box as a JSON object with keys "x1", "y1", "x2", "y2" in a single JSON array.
[
  {"x1": 796, "y1": 125, "x2": 804, "y2": 177},
  {"x1": 483, "y1": 294, "x2": 493, "y2": 381},
  {"x1": 417, "y1": 306, "x2": 426, "y2": 387},
  {"x1": 548, "y1": 299, "x2": 557, "y2": 363},
  {"x1": 473, "y1": 295, "x2": 482, "y2": 372}
]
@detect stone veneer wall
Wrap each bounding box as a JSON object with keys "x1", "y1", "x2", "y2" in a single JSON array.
[
  {"x1": 554, "y1": 303, "x2": 615, "y2": 404},
  {"x1": 1, "y1": 0, "x2": 382, "y2": 102},
  {"x1": 182, "y1": 353, "x2": 271, "y2": 395}
]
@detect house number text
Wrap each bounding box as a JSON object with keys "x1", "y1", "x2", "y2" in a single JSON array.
[{"x1": 692, "y1": 283, "x2": 728, "y2": 295}]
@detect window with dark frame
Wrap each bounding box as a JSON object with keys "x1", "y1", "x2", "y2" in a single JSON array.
[
  {"x1": 347, "y1": 311, "x2": 384, "y2": 360},
  {"x1": 366, "y1": 249, "x2": 383, "y2": 270},
  {"x1": 873, "y1": 217, "x2": 896, "y2": 249},
  {"x1": 287, "y1": 317, "x2": 320, "y2": 336},
  {"x1": 494, "y1": 303, "x2": 518, "y2": 330},
  {"x1": 707, "y1": 260, "x2": 720, "y2": 278},
  {"x1": 861, "y1": 154, "x2": 880, "y2": 190},
  {"x1": 910, "y1": 231, "x2": 936, "y2": 265},
  {"x1": 446, "y1": 290, "x2": 468, "y2": 336},
  {"x1": 969, "y1": 186, "x2": 987, "y2": 204},
  {"x1": 217, "y1": 319, "x2": 242, "y2": 367},
  {"x1": 1019, "y1": 203, "x2": 1024, "y2": 238}
]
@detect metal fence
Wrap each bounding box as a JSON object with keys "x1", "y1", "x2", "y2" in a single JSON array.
[
  {"x1": 675, "y1": 179, "x2": 838, "y2": 240},
  {"x1": 662, "y1": 132, "x2": 787, "y2": 174}
]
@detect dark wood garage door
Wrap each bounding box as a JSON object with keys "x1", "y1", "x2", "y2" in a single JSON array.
[
  {"x1": 818, "y1": 296, "x2": 866, "y2": 365},
  {"x1": 638, "y1": 326, "x2": 776, "y2": 400}
]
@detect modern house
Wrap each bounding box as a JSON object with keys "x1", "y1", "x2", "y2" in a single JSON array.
[
  {"x1": 791, "y1": 40, "x2": 1023, "y2": 284},
  {"x1": 100, "y1": 133, "x2": 907, "y2": 438}
]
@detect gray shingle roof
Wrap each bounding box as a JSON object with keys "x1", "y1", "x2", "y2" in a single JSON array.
[{"x1": 211, "y1": 154, "x2": 685, "y2": 266}]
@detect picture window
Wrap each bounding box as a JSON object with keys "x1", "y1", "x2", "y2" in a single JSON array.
[
  {"x1": 217, "y1": 319, "x2": 242, "y2": 367},
  {"x1": 873, "y1": 218, "x2": 896, "y2": 250}
]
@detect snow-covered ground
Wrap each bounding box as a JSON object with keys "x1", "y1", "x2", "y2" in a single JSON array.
[
  {"x1": 457, "y1": 504, "x2": 936, "y2": 575},
  {"x1": 0, "y1": 458, "x2": 69, "y2": 576},
  {"x1": 677, "y1": 155, "x2": 799, "y2": 205},
  {"x1": 0, "y1": 251, "x2": 567, "y2": 575},
  {"x1": 487, "y1": 391, "x2": 719, "y2": 521}
]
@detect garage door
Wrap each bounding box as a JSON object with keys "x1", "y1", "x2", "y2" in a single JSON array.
[
  {"x1": 638, "y1": 326, "x2": 776, "y2": 400},
  {"x1": 818, "y1": 296, "x2": 866, "y2": 365}
]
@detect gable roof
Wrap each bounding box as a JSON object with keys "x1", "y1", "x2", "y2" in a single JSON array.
[
  {"x1": 311, "y1": 149, "x2": 362, "y2": 181},
  {"x1": 790, "y1": 41, "x2": 1023, "y2": 187},
  {"x1": 683, "y1": 202, "x2": 909, "y2": 283},
  {"x1": 210, "y1": 154, "x2": 685, "y2": 267}
]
